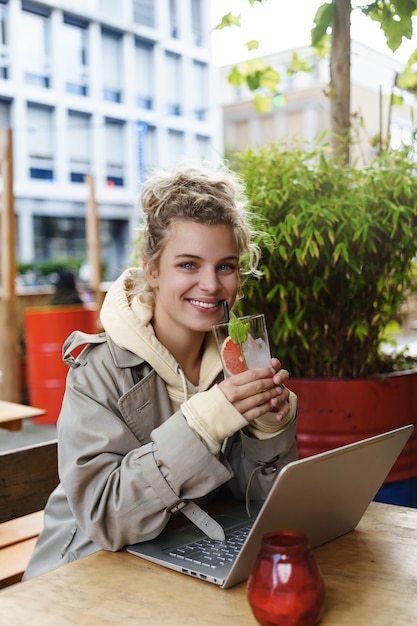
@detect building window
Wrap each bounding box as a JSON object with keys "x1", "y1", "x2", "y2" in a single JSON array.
[
  {"x1": 33, "y1": 215, "x2": 129, "y2": 281},
  {"x1": 0, "y1": 98, "x2": 9, "y2": 125},
  {"x1": 68, "y1": 111, "x2": 91, "y2": 183},
  {"x1": 0, "y1": 98, "x2": 10, "y2": 162},
  {"x1": 192, "y1": 60, "x2": 208, "y2": 121},
  {"x1": 135, "y1": 38, "x2": 154, "y2": 109},
  {"x1": 100, "y1": 219, "x2": 130, "y2": 281},
  {"x1": 0, "y1": 1, "x2": 6, "y2": 44},
  {"x1": 0, "y1": 2, "x2": 8, "y2": 79},
  {"x1": 195, "y1": 134, "x2": 210, "y2": 162},
  {"x1": 165, "y1": 51, "x2": 182, "y2": 116},
  {"x1": 27, "y1": 103, "x2": 54, "y2": 181},
  {"x1": 105, "y1": 119, "x2": 124, "y2": 186},
  {"x1": 21, "y1": 2, "x2": 51, "y2": 88},
  {"x1": 133, "y1": 0, "x2": 154, "y2": 28},
  {"x1": 191, "y1": 0, "x2": 203, "y2": 46},
  {"x1": 34, "y1": 216, "x2": 87, "y2": 260},
  {"x1": 63, "y1": 15, "x2": 89, "y2": 96},
  {"x1": 102, "y1": 28, "x2": 122, "y2": 103},
  {"x1": 169, "y1": 0, "x2": 179, "y2": 38},
  {"x1": 167, "y1": 129, "x2": 184, "y2": 165},
  {"x1": 142, "y1": 124, "x2": 156, "y2": 172},
  {"x1": 136, "y1": 122, "x2": 156, "y2": 181}
]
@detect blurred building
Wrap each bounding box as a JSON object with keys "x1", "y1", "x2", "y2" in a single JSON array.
[
  {"x1": 220, "y1": 42, "x2": 416, "y2": 166},
  {"x1": 0, "y1": 0, "x2": 222, "y2": 280}
]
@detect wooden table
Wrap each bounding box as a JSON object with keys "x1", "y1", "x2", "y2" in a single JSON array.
[
  {"x1": 0, "y1": 400, "x2": 46, "y2": 431},
  {"x1": 1, "y1": 502, "x2": 416, "y2": 625}
]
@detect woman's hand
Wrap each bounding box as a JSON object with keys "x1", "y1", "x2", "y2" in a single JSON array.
[{"x1": 218, "y1": 358, "x2": 291, "y2": 423}]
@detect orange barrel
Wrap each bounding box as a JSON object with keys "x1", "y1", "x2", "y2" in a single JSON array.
[{"x1": 24, "y1": 306, "x2": 98, "y2": 424}]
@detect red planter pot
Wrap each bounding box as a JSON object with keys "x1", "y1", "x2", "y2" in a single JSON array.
[
  {"x1": 288, "y1": 370, "x2": 417, "y2": 484},
  {"x1": 24, "y1": 306, "x2": 98, "y2": 425}
]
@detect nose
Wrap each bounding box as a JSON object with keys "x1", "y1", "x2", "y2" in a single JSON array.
[{"x1": 199, "y1": 267, "x2": 220, "y2": 292}]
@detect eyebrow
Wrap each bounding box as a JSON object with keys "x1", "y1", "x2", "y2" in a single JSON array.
[{"x1": 174, "y1": 254, "x2": 239, "y2": 262}]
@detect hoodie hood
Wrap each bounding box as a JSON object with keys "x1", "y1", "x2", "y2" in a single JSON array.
[{"x1": 99, "y1": 268, "x2": 222, "y2": 411}]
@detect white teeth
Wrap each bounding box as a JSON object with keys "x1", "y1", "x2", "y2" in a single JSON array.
[{"x1": 189, "y1": 300, "x2": 218, "y2": 309}]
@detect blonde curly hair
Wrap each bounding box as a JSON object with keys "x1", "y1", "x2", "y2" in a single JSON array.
[{"x1": 129, "y1": 164, "x2": 263, "y2": 304}]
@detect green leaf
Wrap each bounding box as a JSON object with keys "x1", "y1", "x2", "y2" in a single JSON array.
[
  {"x1": 253, "y1": 93, "x2": 273, "y2": 113},
  {"x1": 246, "y1": 39, "x2": 259, "y2": 51},
  {"x1": 311, "y1": 2, "x2": 336, "y2": 47},
  {"x1": 259, "y1": 67, "x2": 281, "y2": 92},
  {"x1": 228, "y1": 317, "x2": 250, "y2": 344},
  {"x1": 228, "y1": 65, "x2": 245, "y2": 87},
  {"x1": 392, "y1": 93, "x2": 405, "y2": 106},
  {"x1": 246, "y1": 71, "x2": 262, "y2": 90},
  {"x1": 396, "y1": 67, "x2": 417, "y2": 94},
  {"x1": 214, "y1": 13, "x2": 241, "y2": 31},
  {"x1": 361, "y1": 1, "x2": 417, "y2": 52},
  {"x1": 287, "y1": 52, "x2": 314, "y2": 76}
]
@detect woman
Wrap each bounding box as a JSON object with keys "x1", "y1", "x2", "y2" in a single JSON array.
[{"x1": 24, "y1": 164, "x2": 297, "y2": 580}]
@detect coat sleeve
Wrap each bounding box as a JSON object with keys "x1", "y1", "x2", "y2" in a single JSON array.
[
  {"x1": 221, "y1": 414, "x2": 298, "y2": 503},
  {"x1": 181, "y1": 385, "x2": 298, "y2": 502}
]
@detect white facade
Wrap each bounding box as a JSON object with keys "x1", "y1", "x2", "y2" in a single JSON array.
[{"x1": 0, "y1": 0, "x2": 222, "y2": 280}]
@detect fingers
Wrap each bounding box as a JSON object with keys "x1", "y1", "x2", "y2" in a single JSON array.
[
  {"x1": 269, "y1": 390, "x2": 291, "y2": 421},
  {"x1": 268, "y1": 357, "x2": 290, "y2": 386},
  {"x1": 273, "y1": 368, "x2": 289, "y2": 385},
  {"x1": 218, "y1": 362, "x2": 293, "y2": 424},
  {"x1": 219, "y1": 367, "x2": 286, "y2": 422},
  {"x1": 238, "y1": 388, "x2": 280, "y2": 417}
]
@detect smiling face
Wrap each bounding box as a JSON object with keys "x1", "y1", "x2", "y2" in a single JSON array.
[{"x1": 147, "y1": 220, "x2": 239, "y2": 341}]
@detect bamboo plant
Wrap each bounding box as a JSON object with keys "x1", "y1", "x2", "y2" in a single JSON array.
[{"x1": 235, "y1": 140, "x2": 417, "y2": 378}]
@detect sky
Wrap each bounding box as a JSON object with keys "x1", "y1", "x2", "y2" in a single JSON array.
[{"x1": 209, "y1": 0, "x2": 417, "y2": 66}]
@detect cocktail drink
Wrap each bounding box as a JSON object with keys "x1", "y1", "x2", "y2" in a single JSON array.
[{"x1": 212, "y1": 314, "x2": 271, "y2": 377}]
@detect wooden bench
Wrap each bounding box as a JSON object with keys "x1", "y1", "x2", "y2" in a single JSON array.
[{"x1": 0, "y1": 440, "x2": 58, "y2": 588}]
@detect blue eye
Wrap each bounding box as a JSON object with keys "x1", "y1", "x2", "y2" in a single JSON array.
[
  {"x1": 179, "y1": 262, "x2": 196, "y2": 270},
  {"x1": 218, "y1": 263, "x2": 237, "y2": 272}
]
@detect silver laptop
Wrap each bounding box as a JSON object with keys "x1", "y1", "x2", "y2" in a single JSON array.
[{"x1": 126, "y1": 424, "x2": 413, "y2": 588}]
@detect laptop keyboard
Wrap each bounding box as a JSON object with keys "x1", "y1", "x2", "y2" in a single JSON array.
[{"x1": 166, "y1": 521, "x2": 253, "y2": 569}]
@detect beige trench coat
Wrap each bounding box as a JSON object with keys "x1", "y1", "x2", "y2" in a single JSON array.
[{"x1": 24, "y1": 331, "x2": 297, "y2": 580}]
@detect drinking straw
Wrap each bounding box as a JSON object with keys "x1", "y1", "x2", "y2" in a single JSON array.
[{"x1": 223, "y1": 300, "x2": 230, "y2": 325}]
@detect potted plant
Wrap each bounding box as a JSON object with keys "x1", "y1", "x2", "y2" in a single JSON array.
[{"x1": 234, "y1": 139, "x2": 417, "y2": 506}]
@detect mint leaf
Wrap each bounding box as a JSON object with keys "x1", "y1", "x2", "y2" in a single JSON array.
[{"x1": 228, "y1": 317, "x2": 250, "y2": 344}]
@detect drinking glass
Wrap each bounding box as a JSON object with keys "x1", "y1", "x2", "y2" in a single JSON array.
[{"x1": 212, "y1": 313, "x2": 271, "y2": 377}]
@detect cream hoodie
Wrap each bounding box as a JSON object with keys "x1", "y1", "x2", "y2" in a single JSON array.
[{"x1": 100, "y1": 268, "x2": 296, "y2": 454}]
